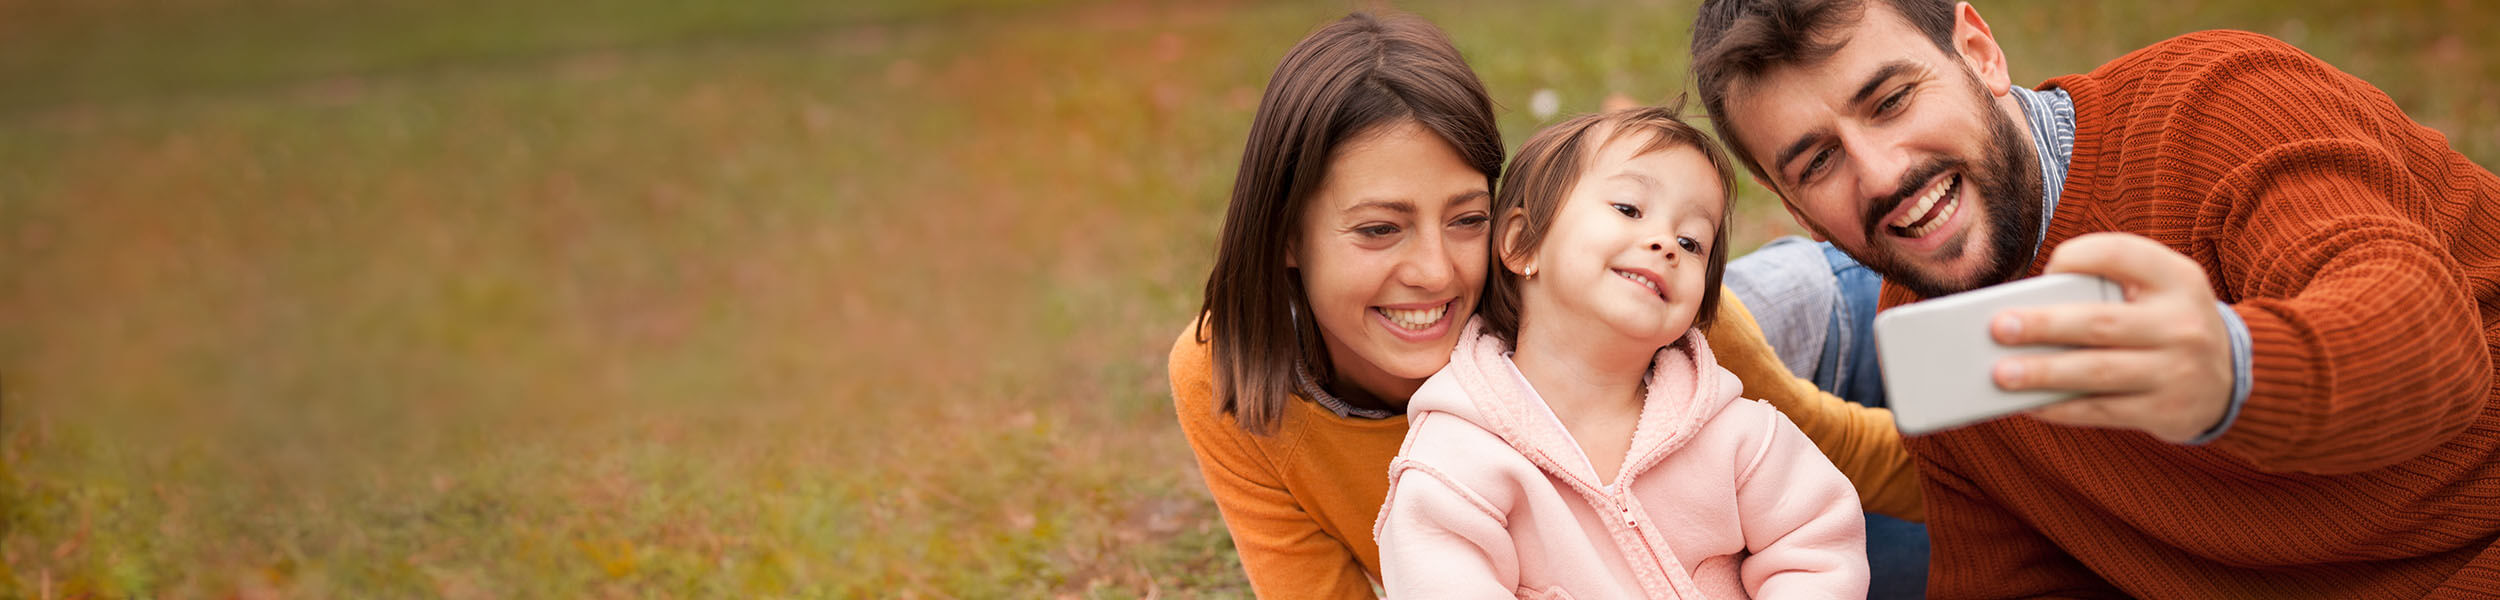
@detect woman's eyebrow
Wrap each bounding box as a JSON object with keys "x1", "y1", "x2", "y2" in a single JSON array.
[{"x1": 1340, "y1": 199, "x2": 1417, "y2": 215}]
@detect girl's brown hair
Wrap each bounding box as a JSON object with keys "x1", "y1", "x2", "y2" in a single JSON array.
[
  {"x1": 1479, "y1": 102, "x2": 1739, "y2": 349},
  {"x1": 1198, "y1": 12, "x2": 1503, "y2": 435}
]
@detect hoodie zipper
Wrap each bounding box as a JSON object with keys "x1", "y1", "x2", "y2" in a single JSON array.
[{"x1": 1618, "y1": 492, "x2": 1700, "y2": 597}]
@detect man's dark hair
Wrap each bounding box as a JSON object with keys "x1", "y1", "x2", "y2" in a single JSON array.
[{"x1": 1689, "y1": 0, "x2": 1958, "y2": 183}]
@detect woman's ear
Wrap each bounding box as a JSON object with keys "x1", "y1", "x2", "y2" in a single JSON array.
[{"x1": 1499, "y1": 207, "x2": 1534, "y2": 274}]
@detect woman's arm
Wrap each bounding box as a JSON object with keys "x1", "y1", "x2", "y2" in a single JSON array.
[
  {"x1": 1170, "y1": 322, "x2": 1378, "y2": 599},
  {"x1": 1708, "y1": 291, "x2": 1924, "y2": 521}
]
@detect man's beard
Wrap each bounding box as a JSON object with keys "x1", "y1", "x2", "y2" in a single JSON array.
[{"x1": 1850, "y1": 84, "x2": 2044, "y2": 299}]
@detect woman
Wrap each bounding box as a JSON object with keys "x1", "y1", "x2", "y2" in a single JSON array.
[{"x1": 1171, "y1": 12, "x2": 1917, "y2": 597}]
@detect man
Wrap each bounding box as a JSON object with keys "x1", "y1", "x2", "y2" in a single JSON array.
[{"x1": 1689, "y1": 0, "x2": 2500, "y2": 597}]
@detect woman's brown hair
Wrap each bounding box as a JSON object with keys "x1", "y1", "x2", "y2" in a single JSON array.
[
  {"x1": 1198, "y1": 12, "x2": 1503, "y2": 435},
  {"x1": 1478, "y1": 101, "x2": 1739, "y2": 349}
]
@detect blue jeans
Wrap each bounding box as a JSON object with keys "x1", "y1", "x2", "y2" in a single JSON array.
[{"x1": 1725, "y1": 237, "x2": 1928, "y2": 600}]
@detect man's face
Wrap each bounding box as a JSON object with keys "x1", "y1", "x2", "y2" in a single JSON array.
[{"x1": 1721, "y1": 6, "x2": 2042, "y2": 298}]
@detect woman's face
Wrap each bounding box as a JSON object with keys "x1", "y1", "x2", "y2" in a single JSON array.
[{"x1": 1290, "y1": 119, "x2": 1491, "y2": 402}]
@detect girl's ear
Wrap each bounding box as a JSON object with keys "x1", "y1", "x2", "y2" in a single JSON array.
[{"x1": 1498, "y1": 207, "x2": 1534, "y2": 274}]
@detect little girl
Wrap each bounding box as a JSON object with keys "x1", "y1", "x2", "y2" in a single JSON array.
[{"x1": 1376, "y1": 105, "x2": 1866, "y2": 598}]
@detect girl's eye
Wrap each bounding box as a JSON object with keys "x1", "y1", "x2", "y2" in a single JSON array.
[
  {"x1": 1677, "y1": 236, "x2": 1703, "y2": 254},
  {"x1": 1357, "y1": 224, "x2": 1400, "y2": 238},
  {"x1": 1611, "y1": 203, "x2": 1642, "y2": 219}
]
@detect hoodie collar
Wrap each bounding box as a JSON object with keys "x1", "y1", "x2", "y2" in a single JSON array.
[{"x1": 1417, "y1": 318, "x2": 1747, "y2": 494}]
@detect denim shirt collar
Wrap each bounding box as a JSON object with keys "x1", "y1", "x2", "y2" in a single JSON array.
[{"x1": 2011, "y1": 85, "x2": 2076, "y2": 258}]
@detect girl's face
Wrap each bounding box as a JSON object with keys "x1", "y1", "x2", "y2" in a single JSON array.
[
  {"x1": 1513, "y1": 137, "x2": 1723, "y2": 348},
  {"x1": 1291, "y1": 119, "x2": 1492, "y2": 401}
]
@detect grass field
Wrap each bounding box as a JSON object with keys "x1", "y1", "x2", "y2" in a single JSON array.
[{"x1": 2, "y1": 0, "x2": 2494, "y2": 596}]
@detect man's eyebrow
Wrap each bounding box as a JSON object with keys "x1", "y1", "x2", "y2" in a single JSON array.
[
  {"x1": 1852, "y1": 60, "x2": 1918, "y2": 106},
  {"x1": 1773, "y1": 128, "x2": 1832, "y2": 177}
]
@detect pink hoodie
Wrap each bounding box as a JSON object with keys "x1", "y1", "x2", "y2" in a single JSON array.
[{"x1": 1376, "y1": 319, "x2": 1866, "y2": 599}]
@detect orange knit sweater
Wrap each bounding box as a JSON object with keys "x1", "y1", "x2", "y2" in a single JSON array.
[
  {"x1": 1886, "y1": 31, "x2": 2500, "y2": 598},
  {"x1": 1173, "y1": 291, "x2": 1920, "y2": 599}
]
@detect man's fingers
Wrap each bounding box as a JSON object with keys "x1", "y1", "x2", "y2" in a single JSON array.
[
  {"x1": 1995, "y1": 348, "x2": 2167, "y2": 394},
  {"x1": 1992, "y1": 302, "x2": 2164, "y2": 347},
  {"x1": 2040, "y1": 232, "x2": 2207, "y2": 300}
]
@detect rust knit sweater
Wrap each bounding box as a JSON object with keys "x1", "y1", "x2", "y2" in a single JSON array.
[{"x1": 1886, "y1": 31, "x2": 2500, "y2": 598}]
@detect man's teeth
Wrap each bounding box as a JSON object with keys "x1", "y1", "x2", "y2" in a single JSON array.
[
  {"x1": 1891, "y1": 174, "x2": 1960, "y2": 238},
  {"x1": 1379, "y1": 304, "x2": 1447, "y2": 330},
  {"x1": 1616, "y1": 270, "x2": 1659, "y2": 293}
]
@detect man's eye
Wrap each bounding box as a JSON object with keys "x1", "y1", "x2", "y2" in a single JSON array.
[
  {"x1": 1677, "y1": 237, "x2": 1703, "y2": 254},
  {"x1": 1611, "y1": 203, "x2": 1642, "y2": 218},
  {"x1": 1877, "y1": 87, "x2": 1911, "y2": 115},
  {"x1": 1803, "y1": 147, "x2": 1836, "y2": 179}
]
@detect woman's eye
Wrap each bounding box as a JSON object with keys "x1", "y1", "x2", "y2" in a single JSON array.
[
  {"x1": 1611, "y1": 203, "x2": 1642, "y2": 219},
  {"x1": 1453, "y1": 214, "x2": 1491, "y2": 229},
  {"x1": 1677, "y1": 236, "x2": 1703, "y2": 254},
  {"x1": 1357, "y1": 224, "x2": 1400, "y2": 237}
]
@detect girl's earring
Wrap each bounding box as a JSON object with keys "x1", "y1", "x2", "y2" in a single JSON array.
[{"x1": 1524, "y1": 265, "x2": 1537, "y2": 279}]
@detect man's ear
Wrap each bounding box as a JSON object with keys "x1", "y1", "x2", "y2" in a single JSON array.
[
  {"x1": 1499, "y1": 207, "x2": 1534, "y2": 274},
  {"x1": 1781, "y1": 199, "x2": 1830, "y2": 243},
  {"x1": 1952, "y1": 2, "x2": 2015, "y2": 97}
]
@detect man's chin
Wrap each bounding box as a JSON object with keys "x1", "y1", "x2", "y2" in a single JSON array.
[{"x1": 1880, "y1": 247, "x2": 2002, "y2": 298}]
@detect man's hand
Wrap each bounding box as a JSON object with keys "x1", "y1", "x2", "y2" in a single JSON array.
[{"x1": 1989, "y1": 233, "x2": 2233, "y2": 443}]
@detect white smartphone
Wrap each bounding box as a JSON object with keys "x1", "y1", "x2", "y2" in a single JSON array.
[{"x1": 1872, "y1": 273, "x2": 2125, "y2": 435}]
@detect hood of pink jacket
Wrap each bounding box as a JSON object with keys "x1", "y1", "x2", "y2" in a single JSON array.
[{"x1": 1409, "y1": 317, "x2": 1748, "y2": 492}]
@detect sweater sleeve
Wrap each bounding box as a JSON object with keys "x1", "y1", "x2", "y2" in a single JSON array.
[
  {"x1": 2159, "y1": 41, "x2": 2489, "y2": 474},
  {"x1": 1735, "y1": 407, "x2": 1870, "y2": 600},
  {"x1": 1913, "y1": 441, "x2": 2121, "y2": 598},
  {"x1": 1169, "y1": 323, "x2": 1379, "y2": 599},
  {"x1": 1376, "y1": 459, "x2": 1519, "y2": 599},
  {"x1": 1709, "y1": 291, "x2": 1925, "y2": 521}
]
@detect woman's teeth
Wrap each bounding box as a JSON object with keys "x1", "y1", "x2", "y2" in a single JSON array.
[
  {"x1": 1890, "y1": 174, "x2": 1961, "y2": 238},
  {"x1": 1378, "y1": 304, "x2": 1447, "y2": 330}
]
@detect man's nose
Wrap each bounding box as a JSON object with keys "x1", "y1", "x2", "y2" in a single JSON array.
[{"x1": 1845, "y1": 128, "x2": 1912, "y2": 204}]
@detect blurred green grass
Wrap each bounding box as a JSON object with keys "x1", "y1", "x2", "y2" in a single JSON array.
[{"x1": 1, "y1": 0, "x2": 2493, "y2": 596}]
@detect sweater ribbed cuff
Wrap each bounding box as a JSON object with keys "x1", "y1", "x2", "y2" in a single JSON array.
[{"x1": 2205, "y1": 306, "x2": 2318, "y2": 461}]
